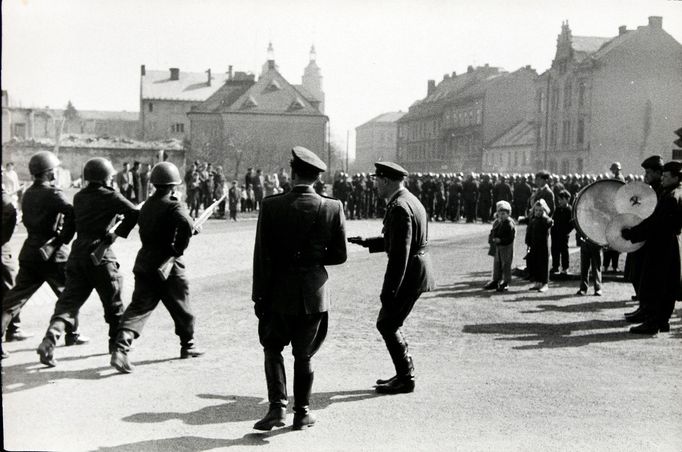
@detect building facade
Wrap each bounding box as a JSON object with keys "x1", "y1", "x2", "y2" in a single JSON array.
[
  {"x1": 482, "y1": 120, "x2": 536, "y2": 174},
  {"x1": 354, "y1": 111, "x2": 404, "y2": 172},
  {"x1": 535, "y1": 16, "x2": 682, "y2": 174},
  {"x1": 187, "y1": 53, "x2": 328, "y2": 179},
  {"x1": 397, "y1": 65, "x2": 537, "y2": 173}
]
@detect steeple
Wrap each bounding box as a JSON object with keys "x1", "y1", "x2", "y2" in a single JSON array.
[
  {"x1": 261, "y1": 41, "x2": 279, "y2": 76},
  {"x1": 302, "y1": 44, "x2": 324, "y2": 113}
]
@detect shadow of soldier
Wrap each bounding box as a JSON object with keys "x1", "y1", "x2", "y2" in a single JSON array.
[
  {"x1": 92, "y1": 429, "x2": 296, "y2": 452},
  {"x1": 122, "y1": 389, "x2": 382, "y2": 426},
  {"x1": 1, "y1": 355, "x2": 178, "y2": 395},
  {"x1": 519, "y1": 300, "x2": 629, "y2": 314},
  {"x1": 462, "y1": 319, "x2": 648, "y2": 349}
]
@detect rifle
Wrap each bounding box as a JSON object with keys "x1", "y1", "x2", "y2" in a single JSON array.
[
  {"x1": 157, "y1": 193, "x2": 227, "y2": 280},
  {"x1": 89, "y1": 215, "x2": 124, "y2": 266},
  {"x1": 38, "y1": 213, "x2": 64, "y2": 261}
]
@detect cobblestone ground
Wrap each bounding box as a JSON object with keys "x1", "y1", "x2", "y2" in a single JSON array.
[{"x1": 2, "y1": 216, "x2": 681, "y2": 452}]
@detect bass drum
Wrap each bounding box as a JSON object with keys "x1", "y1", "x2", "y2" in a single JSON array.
[{"x1": 573, "y1": 179, "x2": 625, "y2": 247}]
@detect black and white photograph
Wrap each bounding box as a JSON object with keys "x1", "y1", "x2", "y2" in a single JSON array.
[{"x1": 2, "y1": 0, "x2": 682, "y2": 450}]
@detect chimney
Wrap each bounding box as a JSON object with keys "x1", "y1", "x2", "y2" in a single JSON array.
[
  {"x1": 140, "y1": 64, "x2": 146, "y2": 76},
  {"x1": 207, "y1": 69, "x2": 211, "y2": 86},
  {"x1": 427, "y1": 80, "x2": 436, "y2": 96},
  {"x1": 443, "y1": 73, "x2": 450, "y2": 81},
  {"x1": 228, "y1": 65, "x2": 233, "y2": 81},
  {"x1": 169, "y1": 68, "x2": 180, "y2": 81},
  {"x1": 618, "y1": 25, "x2": 627, "y2": 35},
  {"x1": 648, "y1": 16, "x2": 662, "y2": 29},
  {"x1": 467, "y1": 65, "x2": 474, "y2": 73},
  {"x1": 451, "y1": 71, "x2": 456, "y2": 77}
]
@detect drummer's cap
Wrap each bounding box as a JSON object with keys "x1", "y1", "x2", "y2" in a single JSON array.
[
  {"x1": 372, "y1": 161, "x2": 408, "y2": 180},
  {"x1": 535, "y1": 170, "x2": 550, "y2": 180},
  {"x1": 610, "y1": 162, "x2": 621, "y2": 170},
  {"x1": 496, "y1": 201, "x2": 512, "y2": 212},
  {"x1": 533, "y1": 199, "x2": 550, "y2": 215},
  {"x1": 641, "y1": 155, "x2": 663, "y2": 171},
  {"x1": 662, "y1": 160, "x2": 682, "y2": 176},
  {"x1": 291, "y1": 146, "x2": 327, "y2": 173}
]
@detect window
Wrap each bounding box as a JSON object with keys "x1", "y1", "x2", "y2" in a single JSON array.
[
  {"x1": 549, "y1": 159, "x2": 558, "y2": 173},
  {"x1": 171, "y1": 123, "x2": 185, "y2": 133},
  {"x1": 12, "y1": 123, "x2": 26, "y2": 138},
  {"x1": 550, "y1": 122, "x2": 557, "y2": 147},
  {"x1": 551, "y1": 87, "x2": 559, "y2": 111},
  {"x1": 577, "y1": 118, "x2": 585, "y2": 145},
  {"x1": 148, "y1": 102, "x2": 153, "y2": 112},
  {"x1": 564, "y1": 82, "x2": 572, "y2": 109},
  {"x1": 578, "y1": 82, "x2": 586, "y2": 108},
  {"x1": 562, "y1": 120, "x2": 571, "y2": 145}
]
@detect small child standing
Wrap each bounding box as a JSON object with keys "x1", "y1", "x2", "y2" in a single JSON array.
[
  {"x1": 550, "y1": 190, "x2": 574, "y2": 274},
  {"x1": 525, "y1": 199, "x2": 554, "y2": 292},
  {"x1": 576, "y1": 232, "x2": 603, "y2": 296},
  {"x1": 483, "y1": 201, "x2": 516, "y2": 292}
]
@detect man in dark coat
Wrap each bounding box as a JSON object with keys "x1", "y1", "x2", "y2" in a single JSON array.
[
  {"x1": 623, "y1": 160, "x2": 682, "y2": 334},
  {"x1": 513, "y1": 176, "x2": 532, "y2": 219},
  {"x1": 37, "y1": 157, "x2": 139, "y2": 367},
  {"x1": 462, "y1": 173, "x2": 478, "y2": 223},
  {"x1": 530, "y1": 171, "x2": 555, "y2": 217},
  {"x1": 624, "y1": 155, "x2": 664, "y2": 322},
  {"x1": 252, "y1": 146, "x2": 347, "y2": 431},
  {"x1": 1, "y1": 151, "x2": 87, "y2": 357},
  {"x1": 478, "y1": 174, "x2": 493, "y2": 222},
  {"x1": 353, "y1": 161, "x2": 435, "y2": 394}
]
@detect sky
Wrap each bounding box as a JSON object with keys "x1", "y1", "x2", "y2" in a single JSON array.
[{"x1": 3, "y1": 0, "x2": 681, "y2": 157}]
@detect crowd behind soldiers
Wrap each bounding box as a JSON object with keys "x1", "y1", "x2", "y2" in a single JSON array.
[{"x1": 332, "y1": 165, "x2": 642, "y2": 223}]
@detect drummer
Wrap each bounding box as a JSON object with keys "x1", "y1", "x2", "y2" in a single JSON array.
[
  {"x1": 624, "y1": 155, "x2": 664, "y2": 323},
  {"x1": 622, "y1": 160, "x2": 682, "y2": 335}
]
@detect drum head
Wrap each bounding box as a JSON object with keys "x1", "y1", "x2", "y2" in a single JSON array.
[
  {"x1": 606, "y1": 213, "x2": 645, "y2": 253},
  {"x1": 573, "y1": 179, "x2": 625, "y2": 246},
  {"x1": 614, "y1": 181, "x2": 657, "y2": 219}
]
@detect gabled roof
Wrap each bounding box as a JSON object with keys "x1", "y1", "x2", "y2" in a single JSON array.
[
  {"x1": 198, "y1": 68, "x2": 323, "y2": 115},
  {"x1": 487, "y1": 120, "x2": 536, "y2": 148},
  {"x1": 356, "y1": 111, "x2": 405, "y2": 129},
  {"x1": 142, "y1": 69, "x2": 230, "y2": 101},
  {"x1": 293, "y1": 85, "x2": 320, "y2": 102},
  {"x1": 572, "y1": 36, "x2": 611, "y2": 53}
]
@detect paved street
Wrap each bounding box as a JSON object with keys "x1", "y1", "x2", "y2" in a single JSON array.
[{"x1": 2, "y1": 218, "x2": 681, "y2": 451}]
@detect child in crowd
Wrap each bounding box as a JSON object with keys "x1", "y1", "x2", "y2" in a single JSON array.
[
  {"x1": 550, "y1": 190, "x2": 574, "y2": 275},
  {"x1": 525, "y1": 199, "x2": 553, "y2": 292},
  {"x1": 576, "y1": 232, "x2": 603, "y2": 296},
  {"x1": 484, "y1": 201, "x2": 516, "y2": 292}
]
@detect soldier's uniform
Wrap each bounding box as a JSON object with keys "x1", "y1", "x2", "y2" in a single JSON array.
[
  {"x1": 1, "y1": 152, "x2": 83, "y2": 345},
  {"x1": 252, "y1": 147, "x2": 347, "y2": 431},
  {"x1": 37, "y1": 160, "x2": 139, "y2": 366},
  {"x1": 1, "y1": 190, "x2": 24, "y2": 354},
  {"x1": 110, "y1": 162, "x2": 202, "y2": 373},
  {"x1": 363, "y1": 162, "x2": 435, "y2": 394},
  {"x1": 462, "y1": 175, "x2": 478, "y2": 223}
]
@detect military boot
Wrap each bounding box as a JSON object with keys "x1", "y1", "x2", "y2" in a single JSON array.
[
  {"x1": 110, "y1": 329, "x2": 135, "y2": 373},
  {"x1": 253, "y1": 351, "x2": 287, "y2": 431},
  {"x1": 37, "y1": 333, "x2": 58, "y2": 367},
  {"x1": 180, "y1": 341, "x2": 205, "y2": 359},
  {"x1": 293, "y1": 366, "x2": 315, "y2": 430}
]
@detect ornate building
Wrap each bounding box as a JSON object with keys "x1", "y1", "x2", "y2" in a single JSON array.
[
  {"x1": 535, "y1": 16, "x2": 682, "y2": 174},
  {"x1": 354, "y1": 111, "x2": 404, "y2": 172}
]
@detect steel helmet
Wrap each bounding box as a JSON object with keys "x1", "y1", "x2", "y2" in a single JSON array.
[
  {"x1": 150, "y1": 162, "x2": 181, "y2": 185},
  {"x1": 28, "y1": 151, "x2": 60, "y2": 176},
  {"x1": 83, "y1": 157, "x2": 116, "y2": 182}
]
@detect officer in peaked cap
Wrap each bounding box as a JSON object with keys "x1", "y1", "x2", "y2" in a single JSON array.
[
  {"x1": 352, "y1": 161, "x2": 435, "y2": 394},
  {"x1": 252, "y1": 146, "x2": 346, "y2": 431}
]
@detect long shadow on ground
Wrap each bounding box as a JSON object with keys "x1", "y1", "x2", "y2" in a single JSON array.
[
  {"x1": 92, "y1": 430, "x2": 292, "y2": 451},
  {"x1": 463, "y1": 318, "x2": 649, "y2": 349}
]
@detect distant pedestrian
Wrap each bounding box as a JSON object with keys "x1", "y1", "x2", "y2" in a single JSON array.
[{"x1": 525, "y1": 199, "x2": 553, "y2": 292}]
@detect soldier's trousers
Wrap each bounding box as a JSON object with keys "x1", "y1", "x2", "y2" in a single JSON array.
[
  {"x1": 116, "y1": 271, "x2": 195, "y2": 349},
  {"x1": 1, "y1": 252, "x2": 21, "y2": 334},
  {"x1": 46, "y1": 258, "x2": 123, "y2": 344},
  {"x1": 579, "y1": 242, "x2": 602, "y2": 292},
  {"x1": 603, "y1": 249, "x2": 620, "y2": 270},
  {"x1": 376, "y1": 292, "x2": 420, "y2": 378},
  {"x1": 478, "y1": 200, "x2": 492, "y2": 222},
  {"x1": 258, "y1": 312, "x2": 328, "y2": 408},
  {"x1": 464, "y1": 201, "x2": 476, "y2": 223},
  {"x1": 1, "y1": 259, "x2": 79, "y2": 336}
]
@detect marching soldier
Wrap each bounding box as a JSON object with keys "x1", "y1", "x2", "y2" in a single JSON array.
[
  {"x1": 252, "y1": 147, "x2": 347, "y2": 431},
  {"x1": 351, "y1": 162, "x2": 435, "y2": 394},
  {"x1": 1, "y1": 151, "x2": 88, "y2": 359},
  {"x1": 110, "y1": 162, "x2": 204, "y2": 373},
  {"x1": 36, "y1": 157, "x2": 139, "y2": 367}
]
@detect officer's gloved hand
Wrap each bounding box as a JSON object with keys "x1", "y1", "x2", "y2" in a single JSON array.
[{"x1": 254, "y1": 302, "x2": 269, "y2": 319}]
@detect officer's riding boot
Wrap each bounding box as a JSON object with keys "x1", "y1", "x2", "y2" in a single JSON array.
[
  {"x1": 376, "y1": 331, "x2": 415, "y2": 394},
  {"x1": 37, "y1": 321, "x2": 65, "y2": 367},
  {"x1": 110, "y1": 329, "x2": 135, "y2": 374},
  {"x1": 293, "y1": 361, "x2": 316, "y2": 430},
  {"x1": 5, "y1": 315, "x2": 33, "y2": 342},
  {"x1": 253, "y1": 351, "x2": 287, "y2": 431}
]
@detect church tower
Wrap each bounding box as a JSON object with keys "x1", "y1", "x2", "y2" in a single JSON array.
[{"x1": 302, "y1": 45, "x2": 325, "y2": 113}]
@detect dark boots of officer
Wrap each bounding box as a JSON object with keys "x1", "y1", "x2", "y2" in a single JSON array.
[{"x1": 375, "y1": 328, "x2": 416, "y2": 394}]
